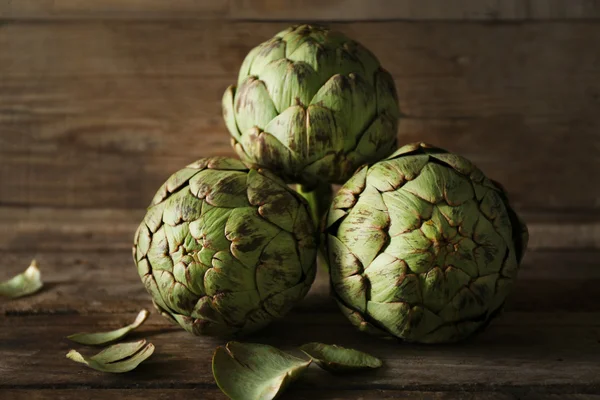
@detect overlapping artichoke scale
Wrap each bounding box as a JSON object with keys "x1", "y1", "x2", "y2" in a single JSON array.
[
  {"x1": 238, "y1": 128, "x2": 296, "y2": 180},
  {"x1": 222, "y1": 85, "x2": 241, "y2": 142},
  {"x1": 262, "y1": 281, "x2": 310, "y2": 318},
  {"x1": 346, "y1": 113, "x2": 397, "y2": 175},
  {"x1": 337, "y1": 194, "x2": 389, "y2": 269},
  {"x1": 248, "y1": 37, "x2": 286, "y2": 79},
  {"x1": 309, "y1": 73, "x2": 376, "y2": 152},
  {"x1": 335, "y1": 300, "x2": 389, "y2": 338},
  {"x1": 226, "y1": 207, "x2": 280, "y2": 269},
  {"x1": 255, "y1": 231, "x2": 303, "y2": 298},
  {"x1": 260, "y1": 59, "x2": 320, "y2": 113},
  {"x1": 366, "y1": 301, "x2": 443, "y2": 340},
  {"x1": 234, "y1": 77, "x2": 278, "y2": 134},
  {"x1": 330, "y1": 166, "x2": 367, "y2": 210},
  {"x1": 189, "y1": 169, "x2": 250, "y2": 208},
  {"x1": 375, "y1": 68, "x2": 400, "y2": 118}
]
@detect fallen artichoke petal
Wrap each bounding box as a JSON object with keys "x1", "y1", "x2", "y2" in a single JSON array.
[
  {"x1": 212, "y1": 342, "x2": 311, "y2": 400},
  {"x1": 0, "y1": 260, "x2": 43, "y2": 299},
  {"x1": 299, "y1": 342, "x2": 382, "y2": 373},
  {"x1": 66, "y1": 339, "x2": 155, "y2": 373},
  {"x1": 67, "y1": 309, "x2": 149, "y2": 345}
]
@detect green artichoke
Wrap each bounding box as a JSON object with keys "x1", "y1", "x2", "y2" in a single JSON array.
[
  {"x1": 133, "y1": 157, "x2": 317, "y2": 336},
  {"x1": 325, "y1": 143, "x2": 529, "y2": 343},
  {"x1": 222, "y1": 24, "x2": 400, "y2": 186}
]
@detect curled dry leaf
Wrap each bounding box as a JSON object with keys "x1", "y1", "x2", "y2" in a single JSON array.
[
  {"x1": 299, "y1": 343, "x2": 382, "y2": 373},
  {"x1": 66, "y1": 339, "x2": 155, "y2": 373},
  {"x1": 0, "y1": 260, "x2": 43, "y2": 299},
  {"x1": 67, "y1": 309, "x2": 150, "y2": 345},
  {"x1": 213, "y1": 342, "x2": 311, "y2": 400}
]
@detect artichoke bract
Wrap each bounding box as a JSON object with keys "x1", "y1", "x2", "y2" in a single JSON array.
[
  {"x1": 222, "y1": 24, "x2": 400, "y2": 186},
  {"x1": 325, "y1": 143, "x2": 529, "y2": 343},
  {"x1": 133, "y1": 157, "x2": 317, "y2": 336}
]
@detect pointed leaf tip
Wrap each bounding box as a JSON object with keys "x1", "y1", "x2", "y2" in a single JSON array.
[
  {"x1": 0, "y1": 260, "x2": 43, "y2": 299},
  {"x1": 66, "y1": 340, "x2": 154, "y2": 373},
  {"x1": 67, "y1": 309, "x2": 150, "y2": 345},
  {"x1": 299, "y1": 342, "x2": 382, "y2": 373}
]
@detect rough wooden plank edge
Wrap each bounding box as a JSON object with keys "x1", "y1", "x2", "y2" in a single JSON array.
[{"x1": 1, "y1": 0, "x2": 600, "y2": 21}]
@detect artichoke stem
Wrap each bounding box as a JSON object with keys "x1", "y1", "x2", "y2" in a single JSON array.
[{"x1": 296, "y1": 182, "x2": 333, "y2": 229}]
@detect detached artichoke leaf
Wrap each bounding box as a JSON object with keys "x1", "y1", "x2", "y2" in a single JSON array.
[
  {"x1": 67, "y1": 309, "x2": 149, "y2": 345},
  {"x1": 66, "y1": 339, "x2": 155, "y2": 373},
  {"x1": 299, "y1": 342, "x2": 382, "y2": 373},
  {"x1": 213, "y1": 342, "x2": 311, "y2": 400},
  {"x1": 0, "y1": 260, "x2": 43, "y2": 299}
]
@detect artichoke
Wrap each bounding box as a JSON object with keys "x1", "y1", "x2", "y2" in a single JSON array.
[
  {"x1": 325, "y1": 143, "x2": 528, "y2": 343},
  {"x1": 222, "y1": 24, "x2": 400, "y2": 187},
  {"x1": 133, "y1": 157, "x2": 317, "y2": 336}
]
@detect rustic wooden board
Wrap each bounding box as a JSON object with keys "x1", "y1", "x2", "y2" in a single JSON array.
[
  {"x1": 1, "y1": 22, "x2": 599, "y2": 214},
  {"x1": 1, "y1": 311, "x2": 599, "y2": 390},
  {"x1": 1, "y1": 249, "x2": 599, "y2": 315},
  {"x1": 0, "y1": 389, "x2": 556, "y2": 400},
  {"x1": 1, "y1": 208, "x2": 597, "y2": 253},
  {"x1": 1, "y1": 0, "x2": 600, "y2": 20}
]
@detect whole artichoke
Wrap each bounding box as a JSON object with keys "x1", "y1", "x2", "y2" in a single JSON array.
[
  {"x1": 325, "y1": 143, "x2": 528, "y2": 343},
  {"x1": 133, "y1": 157, "x2": 317, "y2": 336},
  {"x1": 222, "y1": 24, "x2": 400, "y2": 186}
]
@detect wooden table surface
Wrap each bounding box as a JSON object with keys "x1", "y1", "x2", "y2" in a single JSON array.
[{"x1": 1, "y1": 2, "x2": 600, "y2": 399}]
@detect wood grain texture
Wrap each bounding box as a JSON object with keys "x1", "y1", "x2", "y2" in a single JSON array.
[
  {"x1": 1, "y1": 0, "x2": 600, "y2": 20},
  {"x1": 1, "y1": 249, "x2": 599, "y2": 315},
  {"x1": 1, "y1": 311, "x2": 599, "y2": 391},
  {"x1": 5, "y1": 391, "x2": 599, "y2": 400},
  {"x1": 1, "y1": 208, "x2": 598, "y2": 253},
  {"x1": 1, "y1": 21, "x2": 599, "y2": 215},
  {"x1": 0, "y1": 390, "x2": 527, "y2": 400},
  {"x1": 230, "y1": 0, "x2": 600, "y2": 21}
]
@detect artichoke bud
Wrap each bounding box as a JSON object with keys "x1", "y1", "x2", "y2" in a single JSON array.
[
  {"x1": 325, "y1": 143, "x2": 529, "y2": 343},
  {"x1": 223, "y1": 24, "x2": 400, "y2": 185},
  {"x1": 133, "y1": 157, "x2": 317, "y2": 337}
]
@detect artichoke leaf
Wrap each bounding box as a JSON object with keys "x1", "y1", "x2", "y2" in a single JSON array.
[
  {"x1": 67, "y1": 309, "x2": 150, "y2": 346},
  {"x1": 299, "y1": 342, "x2": 382, "y2": 373},
  {"x1": 213, "y1": 342, "x2": 311, "y2": 400},
  {"x1": 234, "y1": 77, "x2": 279, "y2": 134},
  {"x1": 66, "y1": 340, "x2": 155, "y2": 373},
  {"x1": 0, "y1": 260, "x2": 43, "y2": 299}
]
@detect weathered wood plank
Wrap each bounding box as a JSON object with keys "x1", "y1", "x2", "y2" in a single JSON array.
[
  {"x1": 8, "y1": 389, "x2": 596, "y2": 400},
  {"x1": 230, "y1": 0, "x2": 600, "y2": 21},
  {"x1": 1, "y1": 22, "x2": 599, "y2": 213},
  {"x1": 1, "y1": 0, "x2": 600, "y2": 20},
  {"x1": 0, "y1": 0, "x2": 229, "y2": 20},
  {"x1": 1, "y1": 207, "x2": 598, "y2": 253},
  {"x1": 0, "y1": 311, "x2": 599, "y2": 390},
  {"x1": 1, "y1": 250, "x2": 599, "y2": 316}
]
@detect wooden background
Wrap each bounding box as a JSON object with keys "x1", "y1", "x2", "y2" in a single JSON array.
[{"x1": 1, "y1": 1, "x2": 599, "y2": 399}]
